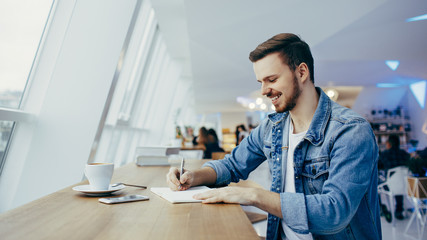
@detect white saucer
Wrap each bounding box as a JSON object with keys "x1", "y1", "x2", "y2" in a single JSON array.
[{"x1": 72, "y1": 184, "x2": 125, "y2": 196}]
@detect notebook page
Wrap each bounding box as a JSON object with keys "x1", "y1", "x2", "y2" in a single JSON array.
[{"x1": 150, "y1": 186, "x2": 211, "y2": 203}]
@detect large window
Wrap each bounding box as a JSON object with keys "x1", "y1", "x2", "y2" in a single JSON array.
[
  {"x1": 0, "y1": 0, "x2": 54, "y2": 173},
  {"x1": 0, "y1": 0, "x2": 54, "y2": 108},
  {"x1": 0, "y1": 0, "x2": 145, "y2": 213},
  {"x1": 91, "y1": 0, "x2": 161, "y2": 166},
  {"x1": 91, "y1": 0, "x2": 196, "y2": 167}
]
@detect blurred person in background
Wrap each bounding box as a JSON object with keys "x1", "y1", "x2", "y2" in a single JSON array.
[
  {"x1": 195, "y1": 127, "x2": 209, "y2": 150},
  {"x1": 236, "y1": 124, "x2": 248, "y2": 145},
  {"x1": 204, "y1": 128, "x2": 224, "y2": 159},
  {"x1": 378, "y1": 134, "x2": 410, "y2": 221},
  {"x1": 248, "y1": 124, "x2": 257, "y2": 133}
]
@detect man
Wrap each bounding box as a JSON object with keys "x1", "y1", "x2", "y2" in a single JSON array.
[
  {"x1": 167, "y1": 33, "x2": 381, "y2": 239},
  {"x1": 378, "y1": 134, "x2": 409, "y2": 221}
]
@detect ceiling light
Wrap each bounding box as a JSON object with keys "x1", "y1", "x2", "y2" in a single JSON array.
[
  {"x1": 237, "y1": 94, "x2": 273, "y2": 112},
  {"x1": 376, "y1": 83, "x2": 403, "y2": 88},
  {"x1": 406, "y1": 14, "x2": 427, "y2": 22},
  {"x1": 385, "y1": 60, "x2": 400, "y2": 71},
  {"x1": 325, "y1": 88, "x2": 339, "y2": 101},
  {"x1": 410, "y1": 80, "x2": 426, "y2": 109}
]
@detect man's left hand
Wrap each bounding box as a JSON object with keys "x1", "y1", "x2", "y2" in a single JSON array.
[{"x1": 193, "y1": 186, "x2": 256, "y2": 205}]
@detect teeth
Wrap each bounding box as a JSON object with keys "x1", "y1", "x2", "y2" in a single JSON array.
[{"x1": 272, "y1": 94, "x2": 281, "y2": 101}]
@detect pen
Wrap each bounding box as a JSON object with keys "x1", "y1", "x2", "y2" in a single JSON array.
[
  {"x1": 179, "y1": 157, "x2": 185, "y2": 189},
  {"x1": 180, "y1": 156, "x2": 185, "y2": 178}
]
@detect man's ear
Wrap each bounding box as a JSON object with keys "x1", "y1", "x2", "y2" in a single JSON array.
[{"x1": 297, "y1": 63, "x2": 309, "y2": 83}]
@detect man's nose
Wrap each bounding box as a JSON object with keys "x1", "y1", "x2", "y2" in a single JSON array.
[{"x1": 261, "y1": 83, "x2": 271, "y2": 96}]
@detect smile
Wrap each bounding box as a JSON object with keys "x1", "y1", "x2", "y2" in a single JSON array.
[{"x1": 271, "y1": 93, "x2": 282, "y2": 104}]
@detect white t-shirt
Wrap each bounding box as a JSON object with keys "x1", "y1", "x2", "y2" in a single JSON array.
[{"x1": 281, "y1": 122, "x2": 313, "y2": 240}]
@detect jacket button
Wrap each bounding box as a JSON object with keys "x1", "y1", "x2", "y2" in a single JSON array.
[{"x1": 295, "y1": 176, "x2": 299, "y2": 179}]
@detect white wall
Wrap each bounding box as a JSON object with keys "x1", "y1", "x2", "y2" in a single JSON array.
[
  {"x1": 0, "y1": 0, "x2": 137, "y2": 212},
  {"x1": 352, "y1": 87, "x2": 407, "y2": 119},
  {"x1": 405, "y1": 87, "x2": 427, "y2": 149},
  {"x1": 221, "y1": 112, "x2": 247, "y2": 132}
]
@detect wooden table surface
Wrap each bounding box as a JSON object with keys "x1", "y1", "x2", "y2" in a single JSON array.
[{"x1": 0, "y1": 160, "x2": 259, "y2": 240}]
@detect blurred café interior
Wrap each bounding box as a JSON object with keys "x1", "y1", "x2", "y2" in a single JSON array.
[{"x1": 0, "y1": 0, "x2": 427, "y2": 239}]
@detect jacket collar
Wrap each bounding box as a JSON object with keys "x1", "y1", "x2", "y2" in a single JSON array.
[
  {"x1": 267, "y1": 111, "x2": 288, "y2": 124},
  {"x1": 305, "y1": 87, "x2": 331, "y2": 146},
  {"x1": 267, "y1": 87, "x2": 331, "y2": 146}
]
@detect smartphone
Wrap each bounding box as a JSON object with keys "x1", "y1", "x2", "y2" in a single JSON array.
[{"x1": 99, "y1": 195, "x2": 149, "y2": 204}]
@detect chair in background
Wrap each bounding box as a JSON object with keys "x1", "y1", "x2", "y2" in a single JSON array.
[
  {"x1": 404, "y1": 177, "x2": 427, "y2": 240},
  {"x1": 211, "y1": 152, "x2": 227, "y2": 160},
  {"x1": 377, "y1": 166, "x2": 409, "y2": 226}
]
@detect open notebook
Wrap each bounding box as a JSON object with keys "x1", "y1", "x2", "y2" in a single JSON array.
[{"x1": 150, "y1": 186, "x2": 211, "y2": 203}]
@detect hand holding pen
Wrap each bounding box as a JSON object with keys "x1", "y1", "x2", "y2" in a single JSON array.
[{"x1": 166, "y1": 157, "x2": 194, "y2": 191}]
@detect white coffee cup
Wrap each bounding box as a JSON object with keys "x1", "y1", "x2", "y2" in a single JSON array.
[{"x1": 84, "y1": 163, "x2": 114, "y2": 190}]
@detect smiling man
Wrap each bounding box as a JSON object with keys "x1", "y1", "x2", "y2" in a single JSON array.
[{"x1": 167, "y1": 33, "x2": 381, "y2": 240}]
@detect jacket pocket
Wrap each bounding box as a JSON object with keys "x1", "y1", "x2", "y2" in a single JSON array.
[
  {"x1": 263, "y1": 140, "x2": 275, "y2": 176},
  {"x1": 263, "y1": 140, "x2": 273, "y2": 158},
  {"x1": 301, "y1": 157, "x2": 330, "y2": 194}
]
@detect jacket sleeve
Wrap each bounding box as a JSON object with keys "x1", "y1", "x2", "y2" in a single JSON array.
[{"x1": 203, "y1": 121, "x2": 268, "y2": 186}]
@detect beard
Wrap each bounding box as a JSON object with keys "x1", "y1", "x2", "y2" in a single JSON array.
[{"x1": 276, "y1": 75, "x2": 301, "y2": 113}]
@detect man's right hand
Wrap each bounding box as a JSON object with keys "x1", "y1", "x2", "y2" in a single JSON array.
[{"x1": 166, "y1": 167, "x2": 194, "y2": 191}]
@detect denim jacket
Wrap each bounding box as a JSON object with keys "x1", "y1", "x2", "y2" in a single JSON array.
[{"x1": 204, "y1": 88, "x2": 381, "y2": 240}]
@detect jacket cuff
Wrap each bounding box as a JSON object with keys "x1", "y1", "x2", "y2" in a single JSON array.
[
  {"x1": 203, "y1": 161, "x2": 232, "y2": 186},
  {"x1": 281, "y1": 192, "x2": 310, "y2": 234}
]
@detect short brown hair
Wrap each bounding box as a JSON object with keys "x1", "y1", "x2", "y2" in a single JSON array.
[{"x1": 249, "y1": 33, "x2": 314, "y2": 83}]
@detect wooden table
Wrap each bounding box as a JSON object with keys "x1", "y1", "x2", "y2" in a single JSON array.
[
  {"x1": 180, "y1": 146, "x2": 206, "y2": 151},
  {"x1": 0, "y1": 161, "x2": 259, "y2": 240}
]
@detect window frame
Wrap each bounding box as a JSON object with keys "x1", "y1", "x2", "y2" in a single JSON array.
[{"x1": 0, "y1": 0, "x2": 56, "y2": 176}]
